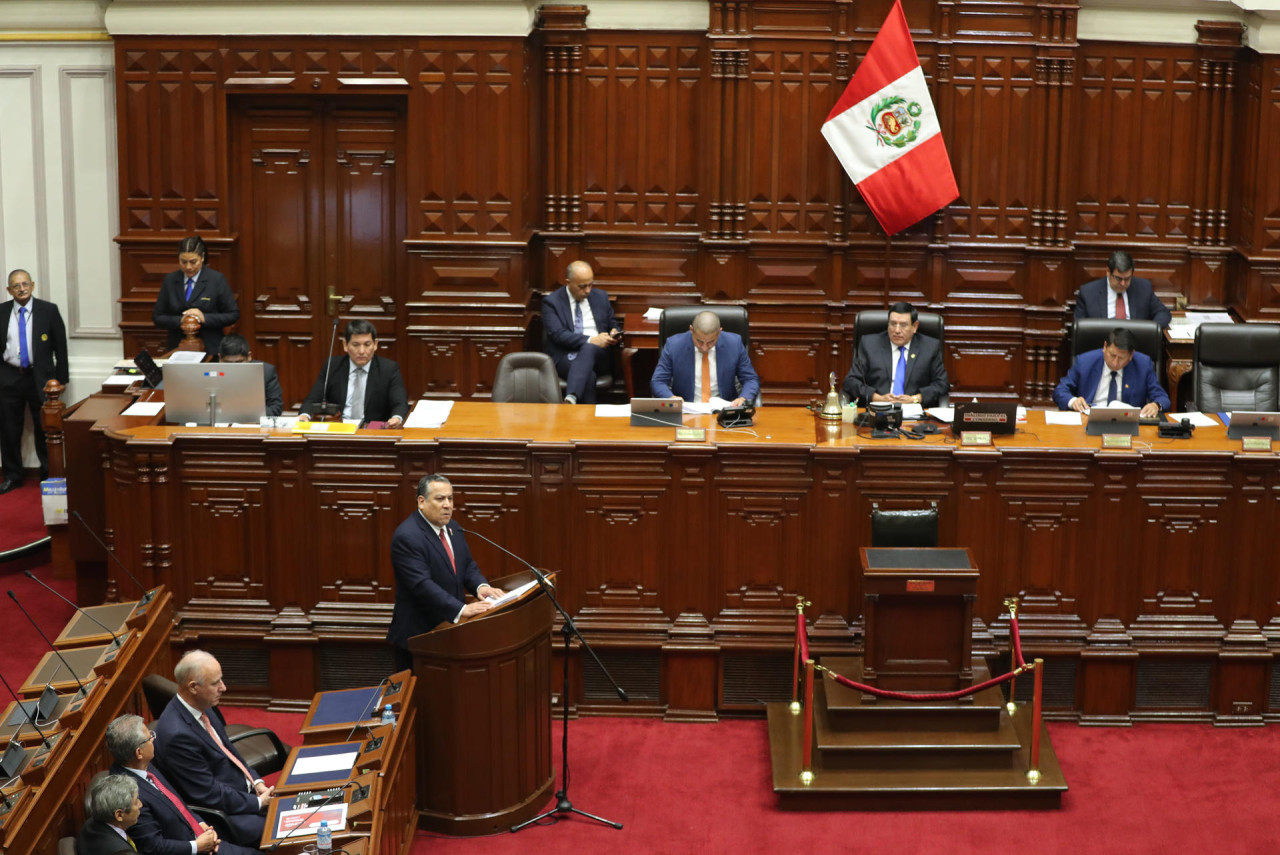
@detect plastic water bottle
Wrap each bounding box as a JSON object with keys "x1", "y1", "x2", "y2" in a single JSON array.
[
  {"x1": 380, "y1": 703, "x2": 396, "y2": 726},
  {"x1": 315, "y1": 820, "x2": 332, "y2": 855}
]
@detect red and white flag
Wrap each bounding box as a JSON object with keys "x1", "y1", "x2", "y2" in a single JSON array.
[{"x1": 821, "y1": 0, "x2": 958, "y2": 235}]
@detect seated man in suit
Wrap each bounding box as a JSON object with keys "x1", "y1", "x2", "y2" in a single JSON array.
[
  {"x1": 78, "y1": 772, "x2": 143, "y2": 855},
  {"x1": 842, "y1": 301, "x2": 950, "y2": 407},
  {"x1": 217, "y1": 334, "x2": 283, "y2": 417},
  {"x1": 650, "y1": 310, "x2": 759, "y2": 408},
  {"x1": 1074, "y1": 250, "x2": 1171, "y2": 329},
  {"x1": 153, "y1": 652, "x2": 274, "y2": 848},
  {"x1": 105, "y1": 713, "x2": 241, "y2": 855},
  {"x1": 1053, "y1": 327, "x2": 1170, "y2": 418},
  {"x1": 542, "y1": 261, "x2": 621, "y2": 404},
  {"x1": 386, "y1": 474, "x2": 505, "y2": 671},
  {"x1": 298, "y1": 319, "x2": 408, "y2": 427}
]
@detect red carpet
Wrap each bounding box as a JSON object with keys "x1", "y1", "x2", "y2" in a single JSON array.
[
  {"x1": 0, "y1": 480, "x2": 49, "y2": 559},
  {"x1": 0, "y1": 561, "x2": 75, "y2": 682}
]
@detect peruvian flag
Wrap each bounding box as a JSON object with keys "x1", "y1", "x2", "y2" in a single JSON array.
[{"x1": 821, "y1": 0, "x2": 958, "y2": 235}]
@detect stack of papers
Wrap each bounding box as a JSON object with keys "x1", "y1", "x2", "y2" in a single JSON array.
[{"x1": 404, "y1": 399, "x2": 453, "y2": 429}]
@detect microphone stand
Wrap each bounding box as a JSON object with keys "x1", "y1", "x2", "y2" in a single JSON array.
[
  {"x1": 23, "y1": 571, "x2": 125, "y2": 649},
  {"x1": 459, "y1": 527, "x2": 625, "y2": 833},
  {"x1": 314, "y1": 318, "x2": 342, "y2": 420}
]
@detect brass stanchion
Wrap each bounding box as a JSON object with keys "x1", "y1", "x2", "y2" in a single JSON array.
[
  {"x1": 790, "y1": 597, "x2": 809, "y2": 714},
  {"x1": 800, "y1": 659, "x2": 815, "y2": 785},
  {"x1": 1027, "y1": 657, "x2": 1044, "y2": 784},
  {"x1": 1003, "y1": 597, "x2": 1019, "y2": 715}
]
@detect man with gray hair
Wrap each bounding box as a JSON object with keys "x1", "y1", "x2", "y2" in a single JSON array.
[
  {"x1": 105, "y1": 713, "x2": 242, "y2": 854},
  {"x1": 650, "y1": 310, "x2": 759, "y2": 408},
  {"x1": 153, "y1": 652, "x2": 272, "y2": 847},
  {"x1": 78, "y1": 772, "x2": 141, "y2": 855}
]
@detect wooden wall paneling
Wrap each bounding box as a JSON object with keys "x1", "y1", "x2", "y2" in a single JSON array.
[
  {"x1": 533, "y1": 8, "x2": 588, "y2": 233},
  {"x1": 1232, "y1": 54, "x2": 1280, "y2": 319},
  {"x1": 117, "y1": 240, "x2": 237, "y2": 357},
  {"x1": 703, "y1": 40, "x2": 749, "y2": 243}
]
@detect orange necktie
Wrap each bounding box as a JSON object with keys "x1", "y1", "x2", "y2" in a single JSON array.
[{"x1": 701, "y1": 351, "x2": 711, "y2": 403}]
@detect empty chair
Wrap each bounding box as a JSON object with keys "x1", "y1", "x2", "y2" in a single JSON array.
[
  {"x1": 492, "y1": 352, "x2": 562, "y2": 403},
  {"x1": 870, "y1": 501, "x2": 940, "y2": 548},
  {"x1": 1073, "y1": 317, "x2": 1162, "y2": 367},
  {"x1": 1193, "y1": 323, "x2": 1280, "y2": 412}
]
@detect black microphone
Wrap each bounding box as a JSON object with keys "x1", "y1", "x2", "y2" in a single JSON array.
[
  {"x1": 314, "y1": 318, "x2": 342, "y2": 418},
  {"x1": 266, "y1": 779, "x2": 355, "y2": 850},
  {"x1": 0, "y1": 670, "x2": 54, "y2": 750},
  {"x1": 70, "y1": 511, "x2": 155, "y2": 606},
  {"x1": 5, "y1": 591, "x2": 90, "y2": 700},
  {"x1": 339, "y1": 674, "x2": 390, "y2": 746},
  {"x1": 23, "y1": 571, "x2": 125, "y2": 650}
]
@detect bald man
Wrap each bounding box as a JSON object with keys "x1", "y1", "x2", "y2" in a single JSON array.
[
  {"x1": 541, "y1": 261, "x2": 621, "y2": 404},
  {"x1": 650, "y1": 311, "x2": 759, "y2": 408}
]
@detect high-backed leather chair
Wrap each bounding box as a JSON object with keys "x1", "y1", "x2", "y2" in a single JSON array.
[
  {"x1": 1193, "y1": 323, "x2": 1280, "y2": 412},
  {"x1": 657, "y1": 306, "x2": 759, "y2": 405},
  {"x1": 492, "y1": 352, "x2": 562, "y2": 403},
  {"x1": 142, "y1": 675, "x2": 290, "y2": 777},
  {"x1": 870, "y1": 501, "x2": 940, "y2": 548},
  {"x1": 851, "y1": 310, "x2": 948, "y2": 406},
  {"x1": 1072, "y1": 318, "x2": 1162, "y2": 367},
  {"x1": 529, "y1": 306, "x2": 619, "y2": 401}
]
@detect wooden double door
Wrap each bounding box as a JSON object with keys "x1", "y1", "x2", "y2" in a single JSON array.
[{"x1": 230, "y1": 95, "x2": 407, "y2": 408}]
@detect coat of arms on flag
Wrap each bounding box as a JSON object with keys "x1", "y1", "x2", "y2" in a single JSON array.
[{"x1": 821, "y1": 0, "x2": 959, "y2": 235}]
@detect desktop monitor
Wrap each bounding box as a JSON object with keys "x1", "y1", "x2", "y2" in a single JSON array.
[{"x1": 163, "y1": 362, "x2": 266, "y2": 425}]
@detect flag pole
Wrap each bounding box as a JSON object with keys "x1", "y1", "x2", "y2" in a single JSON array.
[{"x1": 883, "y1": 229, "x2": 892, "y2": 306}]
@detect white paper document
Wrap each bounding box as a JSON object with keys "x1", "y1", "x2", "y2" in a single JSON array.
[
  {"x1": 122, "y1": 401, "x2": 164, "y2": 416},
  {"x1": 1045, "y1": 410, "x2": 1083, "y2": 426},
  {"x1": 404, "y1": 399, "x2": 453, "y2": 428},
  {"x1": 680, "y1": 397, "x2": 733, "y2": 415},
  {"x1": 291, "y1": 750, "x2": 359, "y2": 777},
  {"x1": 925, "y1": 407, "x2": 953, "y2": 423},
  {"x1": 275, "y1": 803, "x2": 348, "y2": 838},
  {"x1": 103, "y1": 374, "x2": 138, "y2": 387},
  {"x1": 643, "y1": 307, "x2": 664, "y2": 322},
  {"x1": 486, "y1": 579, "x2": 540, "y2": 608},
  {"x1": 901, "y1": 403, "x2": 924, "y2": 420},
  {"x1": 595, "y1": 404, "x2": 632, "y2": 418},
  {"x1": 1170, "y1": 411, "x2": 1219, "y2": 427},
  {"x1": 166, "y1": 351, "x2": 206, "y2": 364}
]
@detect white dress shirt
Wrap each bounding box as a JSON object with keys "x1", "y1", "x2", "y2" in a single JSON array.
[
  {"x1": 1090, "y1": 365, "x2": 1124, "y2": 406},
  {"x1": 1105, "y1": 284, "x2": 1130, "y2": 320}
]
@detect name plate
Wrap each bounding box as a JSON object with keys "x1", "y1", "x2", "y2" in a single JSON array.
[
  {"x1": 1102, "y1": 434, "x2": 1133, "y2": 449},
  {"x1": 960, "y1": 431, "x2": 992, "y2": 446},
  {"x1": 1242, "y1": 436, "x2": 1273, "y2": 452},
  {"x1": 675, "y1": 428, "x2": 706, "y2": 442},
  {"x1": 905, "y1": 580, "x2": 935, "y2": 593}
]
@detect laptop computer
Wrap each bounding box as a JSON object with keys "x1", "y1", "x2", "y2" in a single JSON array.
[
  {"x1": 1226, "y1": 411, "x2": 1280, "y2": 440},
  {"x1": 629, "y1": 398, "x2": 683, "y2": 428},
  {"x1": 1086, "y1": 405, "x2": 1140, "y2": 436},
  {"x1": 162, "y1": 362, "x2": 266, "y2": 425},
  {"x1": 952, "y1": 400, "x2": 1018, "y2": 435}
]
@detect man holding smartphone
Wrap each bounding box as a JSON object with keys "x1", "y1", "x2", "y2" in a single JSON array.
[{"x1": 541, "y1": 261, "x2": 621, "y2": 404}]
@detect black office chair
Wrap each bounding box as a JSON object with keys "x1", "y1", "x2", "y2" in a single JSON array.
[
  {"x1": 656, "y1": 306, "x2": 760, "y2": 406},
  {"x1": 492, "y1": 352, "x2": 561, "y2": 403},
  {"x1": 851, "y1": 309, "x2": 949, "y2": 407},
  {"x1": 1192, "y1": 323, "x2": 1280, "y2": 412},
  {"x1": 870, "y1": 501, "x2": 940, "y2": 548},
  {"x1": 142, "y1": 674, "x2": 290, "y2": 777},
  {"x1": 1072, "y1": 318, "x2": 1162, "y2": 367}
]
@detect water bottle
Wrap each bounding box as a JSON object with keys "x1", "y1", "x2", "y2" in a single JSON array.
[
  {"x1": 315, "y1": 820, "x2": 332, "y2": 855},
  {"x1": 380, "y1": 703, "x2": 396, "y2": 726}
]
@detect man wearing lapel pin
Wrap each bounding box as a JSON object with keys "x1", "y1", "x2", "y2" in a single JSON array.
[
  {"x1": 152, "y1": 236, "x2": 240, "y2": 356},
  {"x1": 298, "y1": 319, "x2": 408, "y2": 428},
  {"x1": 386, "y1": 475, "x2": 506, "y2": 671},
  {"x1": 842, "y1": 301, "x2": 950, "y2": 407},
  {"x1": 1, "y1": 268, "x2": 68, "y2": 493},
  {"x1": 153, "y1": 652, "x2": 273, "y2": 848}
]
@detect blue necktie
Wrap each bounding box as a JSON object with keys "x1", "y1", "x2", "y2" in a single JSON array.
[
  {"x1": 891, "y1": 346, "x2": 906, "y2": 396},
  {"x1": 1108, "y1": 370, "x2": 1118, "y2": 405},
  {"x1": 568, "y1": 300, "x2": 583, "y2": 362},
  {"x1": 184, "y1": 277, "x2": 194, "y2": 302},
  {"x1": 17, "y1": 307, "x2": 30, "y2": 369}
]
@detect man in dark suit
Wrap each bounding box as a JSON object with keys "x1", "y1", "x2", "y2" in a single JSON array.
[
  {"x1": 1074, "y1": 250, "x2": 1171, "y2": 329},
  {"x1": 542, "y1": 261, "x2": 621, "y2": 404},
  {"x1": 153, "y1": 652, "x2": 273, "y2": 847},
  {"x1": 78, "y1": 772, "x2": 143, "y2": 855},
  {"x1": 651, "y1": 310, "x2": 760, "y2": 407},
  {"x1": 105, "y1": 713, "x2": 236, "y2": 855},
  {"x1": 217, "y1": 334, "x2": 283, "y2": 417},
  {"x1": 842, "y1": 301, "x2": 950, "y2": 407},
  {"x1": 387, "y1": 474, "x2": 505, "y2": 670},
  {"x1": 1053, "y1": 327, "x2": 1170, "y2": 417},
  {"x1": 298, "y1": 319, "x2": 408, "y2": 427},
  {"x1": 1, "y1": 268, "x2": 69, "y2": 493},
  {"x1": 152, "y1": 236, "x2": 240, "y2": 355}
]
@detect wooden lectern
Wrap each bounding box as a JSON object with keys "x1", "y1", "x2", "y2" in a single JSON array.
[{"x1": 408, "y1": 571, "x2": 555, "y2": 835}]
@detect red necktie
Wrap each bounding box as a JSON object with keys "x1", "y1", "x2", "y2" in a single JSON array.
[
  {"x1": 147, "y1": 771, "x2": 205, "y2": 836},
  {"x1": 440, "y1": 529, "x2": 456, "y2": 574},
  {"x1": 200, "y1": 712, "x2": 255, "y2": 787},
  {"x1": 1115, "y1": 294, "x2": 1126, "y2": 320}
]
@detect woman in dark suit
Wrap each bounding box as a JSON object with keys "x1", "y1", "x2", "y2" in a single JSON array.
[{"x1": 152, "y1": 235, "x2": 239, "y2": 355}]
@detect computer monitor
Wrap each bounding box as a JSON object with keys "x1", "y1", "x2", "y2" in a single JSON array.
[
  {"x1": 162, "y1": 362, "x2": 266, "y2": 425},
  {"x1": 1226, "y1": 411, "x2": 1280, "y2": 440},
  {"x1": 1086, "y1": 405, "x2": 1139, "y2": 436}
]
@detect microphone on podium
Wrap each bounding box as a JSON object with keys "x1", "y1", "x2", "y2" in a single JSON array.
[
  {"x1": 314, "y1": 317, "x2": 342, "y2": 419},
  {"x1": 22, "y1": 571, "x2": 125, "y2": 650},
  {"x1": 70, "y1": 511, "x2": 155, "y2": 606},
  {"x1": 5, "y1": 591, "x2": 91, "y2": 700},
  {"x1": 0, "y1": 670, "x2": 55, "y2": 750}
]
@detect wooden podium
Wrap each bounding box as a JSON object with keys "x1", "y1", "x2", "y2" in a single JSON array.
[{"x1": 408, "y1": 571, "x2": 555, "y2": 835}]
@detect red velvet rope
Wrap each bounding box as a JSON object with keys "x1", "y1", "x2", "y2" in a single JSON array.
[
  {"x1": 797, "y1": 612, "x2": 809, "y2": 664},
  {"x1": 812, "y1": 612, "x2": 1030, "y2": 702}
]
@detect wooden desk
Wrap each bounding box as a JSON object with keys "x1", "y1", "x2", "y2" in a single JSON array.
[{"x1": 60, "y1": 403, "x2": 1280, "y2": 727}]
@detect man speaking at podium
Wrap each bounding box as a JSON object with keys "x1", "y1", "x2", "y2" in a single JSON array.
[{"x1": 387, "y1": 475, "x2": 505, "y2": 670}]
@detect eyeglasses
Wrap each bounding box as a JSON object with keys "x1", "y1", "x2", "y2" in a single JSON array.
[{"x1": 136, "y1": 729, "x2": 157, "y2": 748}]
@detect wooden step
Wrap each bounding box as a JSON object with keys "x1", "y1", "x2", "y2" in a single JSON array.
[
  {"x1": 821, "y1": 656, "x2": 1008, "y2": 732},
  {"x1": 767, "y1": 700, "x2": 1067, "y2": 810}
]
